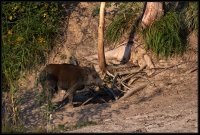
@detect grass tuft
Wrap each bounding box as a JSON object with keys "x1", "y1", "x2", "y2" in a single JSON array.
[
  {"x1": 143, "y1": 11, "x2": 186, "y2": 58},
  {"x1": 105, "y1": 2, "x2": 144, "y2": 45}
]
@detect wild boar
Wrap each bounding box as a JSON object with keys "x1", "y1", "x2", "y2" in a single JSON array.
[{"x1": 38, "y1": 63, "x2": 103, "y2": 107}]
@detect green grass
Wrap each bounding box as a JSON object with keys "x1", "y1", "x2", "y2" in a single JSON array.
[
  {"x1": 2, "y1": 2, "x2": 66, "y2": 92},
  {"x1": 2, "y1": 2, "x2": 66, "y2": 131},
  {"x1": 143, "y1": 11, "x2": 186, "y2": 58},
  {"x1": 105, "y1": 2, "x2": 144, "y2": 45}
]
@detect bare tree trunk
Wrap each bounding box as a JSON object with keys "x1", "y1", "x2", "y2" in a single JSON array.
[
  {"x1": 141, "y1": 2, "x2": 164, "y2": 29},
  {"x1": 94, "y1": 2, "x2": 164, "y2": 73},
  {"x1": 98, "y1": 2, "x2": 107, "y2": 73}
]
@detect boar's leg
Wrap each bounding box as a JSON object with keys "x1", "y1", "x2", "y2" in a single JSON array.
[
  {"x1": 64, "y1": 83, "x2": 81, "y2": 107},
  {"x1": 44, "y1": 75, "x2": 57, "y2": 104}
]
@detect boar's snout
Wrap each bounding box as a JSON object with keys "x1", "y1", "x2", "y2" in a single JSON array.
[
  {"x1": 88, "y1": 72, "x2": 104, "y2": 86},
  {"x1": 93, "y1": 77, "x2": 103, "y2": 86},
  {"x1": 97, "y1": 78, "x2": 104, "y2": 86}
]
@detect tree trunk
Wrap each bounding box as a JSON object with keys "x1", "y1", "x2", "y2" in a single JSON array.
[
  {"x1": 98, "y1": 2, "x2": 107, "y2": 73},
  {"x1": 94, "y1": 2, "x2": 164, "y2": 73},
  {"x1": 141, "y1": 2, "x2": 164, "y2": 29}
]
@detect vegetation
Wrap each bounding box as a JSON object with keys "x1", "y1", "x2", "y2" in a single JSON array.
[
  {"x1": 2, "y1": 2, "x2": 66, "y2": 92},
  {"x1": 2, "y1": 2, "x2": 66, "y2": 132},
  {"x1": 143, "y1": 2, "x2": 198, "y2": 58},
  {"x1": 143, "y1": 11, "x2": 185, "y2": 58},
  {"x1": 104, "y1": 2, "x2": 197, "y2": 58},
  {"x1": 105, "y1": 2, "x2": 144, "y2": 44},
  {"x1": 2, "y1": 93, "x2": 26, "y2": 133}
]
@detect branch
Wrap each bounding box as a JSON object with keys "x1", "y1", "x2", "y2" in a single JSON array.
[
  {"x1": 106, "y1": 70, "x2": 115, "y2": 78},
  {"x1": 82, "y1": 97, "x2": 95, "y2": 106},
  {"x1": 116, "y1": 68, "x2": 140, "y2": 76},
  {"x1": 120, "y1": 82, "x2": 132, "y2": 91},
  {"x1": 121, "y1": 65, "x2": 146, "y2": 82},
  {"x1": 149, "y1": 61, "x2": 197, "y2": 77},
  {"x1": 119, "y1": 83, "x2": 147, "y2": 101}
]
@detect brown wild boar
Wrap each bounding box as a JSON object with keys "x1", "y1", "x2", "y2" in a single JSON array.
[{"x1": 38, "y1": 63, "x2": 103, "y2": 107}]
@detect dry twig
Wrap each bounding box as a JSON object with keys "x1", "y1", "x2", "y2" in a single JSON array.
[
  {"x1": 149, "y1": 61, "x2": 197, "y2": 77},
  {"x1": 120, "y1": 82, "x2": 132, "y2": 91},
  {"x1": 121, "y1": 66, "x2": 146, "y2": 83},
  {"x1": 81, "y1": 97, "x2": 95, "y2": 106}
]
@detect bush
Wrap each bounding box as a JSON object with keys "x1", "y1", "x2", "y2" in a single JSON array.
[
  {"x1": 2, "y1": 2, "x2": 66, "y2": 92},
  {"x1": 143, "y1": 11, "x2": 186, "y2": 58}
]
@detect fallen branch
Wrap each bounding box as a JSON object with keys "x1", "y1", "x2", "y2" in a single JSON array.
[
  {"x1": 127, "y1": 77, "x2": 140, "y2": 86},
  {"x1": 99, "y1": 98, "x2": 107, "y2": 103},
  {"x1": 149, "y1": 61, "x2": 197, "y2": 77},
  {"x1": 81, "y1": 90, "x2": 99, "y2": 106},
  {"x1": 116, "y1": 67, "x2": 140, "y2": 76},
  {"x1": 81, "y1": 96, "x2": 95, "y2": 106},
  {"x1": 112, "y1": 74, "x2": 119, "y2": 88},
  {"x1": 107, "y1": 64, "x2": 136, "y2": 71},
  {"x1": 81, "y1": 95, "x2": 107, "y2": 106},
  {"x1": 121, "y1": 66, "x2": 146, "y2": 83},
  {"x1": 119, "y1": 83, "x2": 147, "y2": 101},
  {"x1": 186, "y1": 67, "x2": 197, "y2": 74},
  {"x1": 120, "y1": 81, "x2": 132, "y2": 91},
  {"x1": 106, "y1": 70, "x2": 115, "y2": 78},
  {"x1": 113, "y1": 84, "x2": 125, "y2": 93}
]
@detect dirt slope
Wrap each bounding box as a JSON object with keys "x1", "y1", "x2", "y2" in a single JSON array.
[
  {"x1": 8, "y1": 2, "x2": 198, "y2": 133},
  {"x1": 46, "y1": 59, "x2": 197, "y2": 133},
  {"x1": 17, "y1": 56, "x2": 198, "y2": 133}
]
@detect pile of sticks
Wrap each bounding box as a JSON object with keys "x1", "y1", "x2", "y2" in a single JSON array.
[{"x1": 104, "y1": 64, "x2": 150, "y2": 101}]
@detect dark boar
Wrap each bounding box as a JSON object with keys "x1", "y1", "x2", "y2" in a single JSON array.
[{"x1": 38, "y1": 63, "x2": 103, "y2": 106}]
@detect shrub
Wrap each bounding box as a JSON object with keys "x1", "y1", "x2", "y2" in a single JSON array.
[{"x1": 143, "y1": 11, "x2": 186, "y2": 58}]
